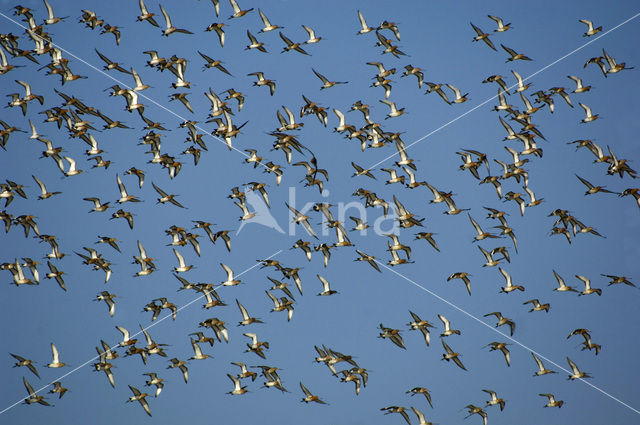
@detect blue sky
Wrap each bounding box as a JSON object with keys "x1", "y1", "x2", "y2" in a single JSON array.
[{"x1": 1, "y1": 0, "x2": 639, "y2": 424}]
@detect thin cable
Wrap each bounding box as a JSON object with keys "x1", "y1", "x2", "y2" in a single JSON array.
[
  {"x1": 0, "y1": 12, "x2": 271, "y2": 170},
  {"x1": 366, "y1": 11, "x2": 640, "y2": 171},
  {"x1": 0, "y1": 249, "x2": 282, "y2": 414}
]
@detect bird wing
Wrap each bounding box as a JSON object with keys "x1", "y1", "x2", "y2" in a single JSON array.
[
  {"x1": 32, "y1": 175, "x2": 47, "y2": 195},
  {"x1": 23, "y1": 376, "x2": 36, "y2": 397},
  {"x1": 579, "y1": 19, "x2": 593, "y2": 31},
  {"x1": 265, "y1": 290, "x2": 279, "y2": 307},
  {"x1": 129, "y1": 385, "x2": 141, "y2": 397},
  {"x1": 160, "y1": 4, "x2": 171, "y2": 28},
  {"x1": 579, "y1": 102, "x2": 592, "y2": 117},
  {"x1": 447, "y1": 84, "x2": 462, "y2": 99},
  {"x1": 411, "y1": 406, "x2": 427, "y2": 424},
  {"x1": 357, "y1": 10, "x2": 368, "y2": 30},
  {"x1": 137, "y1": 240, "x2": 149, "y2": 259},
  {"x1": 191, "y1": 338, "x2": 203, "y2": 357},
  {"x1": 43, "y1": 0, "x2": 55, "y2": 20},
  {"x1": 105, "y1": 368, "x2": 115, "y2": 387},
  {"x1": 470, "y1": 22, "x2": 484, "y2": 36},
  {"x1": 236, "y1": 299, "x2": 249, "y2": 320},
  {"x1": 482, "y1": 389, "x2": 497, "y2": 400},
  {"x1": 139, "y1": 396, "x2": 152, "y2": 416},
  {"x1": 453, "y1": 356, "x2": 467, "y2": 371},
  {"x1": 376, "y1": 31, "x2": 391, "y2": 48},
  {"x1": 258, "y1": 9, "x2": 271, "y2": 27},
  {"x1": 505, "y1": 146, "x2": 520, "y2": 163},
  {"x1": 285, "y1": 202, "x2": 302, "y2": 218},
  {"x1": 488, "y1": 15, "x2": 503, "y2": 26},
  {"x1": 116, "y1": 174, "x2": 129, "y2": 198},
  {"x1": 105, "y1": 297, "x2": 115, "y2": 316},
  {"x1": 174, "y1": 249, "x2": 186, "y2": 267},
  {"x1": 317, "y1": 274, "x2": 331, "y2": 292},
  {"x1": 499, "y1": 267, "x2": 511, "y2": 285},
  {"x1": 468, "y1": 214, "x2": 483, "y2": 235},
  {"x1": 221, "y1": 263, "x2": 234, "y2": 280},
  {"x1": 214, "y1": 26, "x2": 225, "y2": 46},
  {"x1": 312, "y1": 69, "x2": 329, "y2": 84},
  {"x1": 116, "y1": 325, "x2": 130, "y2": 342},
  {"x1": 139, "y1": 0, "x2": 149, "y2": 14},
  {"x1": 302, "y1": 220, "x2": 317, "y2": 239},
  {"x1": 552, "y1": 269, "x2": 567, "y2": 288},
  {"x1": 409, "y1": 310, "x2": 422, "y2": 323},
  {"x1": 51, "y1": 343, "x2": 60, "y2": 363},
  {"x1": 227, "y1": 373, "x2": 241, "y2": 390},
  {"x1": 575, "y1": 275, "x2": 590, "y2": 287},
  {"x1": 95, "y1": 49, "x2": 112, "y2": 65},
  {"x1": 302, "y1": 25, "x2": 315, "y2": 39},
  {"x1": 279, "y1": 32, "x2": 294, "y2": 46},
  {"x1": 283, "y1": 105, "x2": 296, "y2": 124},
  {"x1": 478, "y1": 246, "x2": 493, "y2": 262},
  {"x1": 131, "y1": 67, "x2": 145, "y2": 88},
  {"x1": 531, "y1": 352, "x2": 545, "y2": 370},
  {"x1": 64, "y1": 156, "x2": 77, "y2": 172},
  {"x1": 483, "y1": 37, "x2": 497, "y2": 51},
  {"x1": 575, "y1": 174, "x2": 594, "y2": 189},
  {"x1": 438, "y1": 314, "x2": 450, "y2": 330},
  {"x1": 140, "y1": 325, "x2": 153, "y2": 346},
  {"x1": 501, "y1": 44, "x2": 516, "y2": 56},
  {"x1": 246, "y1": 30, "x2": 258, "y2": 44},
  {"x1": 300, "y1": 381, "x2": 312, "y2": 397}
]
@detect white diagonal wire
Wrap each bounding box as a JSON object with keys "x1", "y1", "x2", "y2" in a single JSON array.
[
  {"x1": 0, "y1": 249, "x2": 282, "y2": 415},
  {"x1": 375, "y1": 259, "x2": 640, "y2": 415},
  {"x1": 366, "y1": 11, "x2": 640, "y2": 171},
  {"x1": 0, "y1": 12, "x2": 269, "y2": 169}
]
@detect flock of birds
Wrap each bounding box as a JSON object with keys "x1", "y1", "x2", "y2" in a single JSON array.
[{"x1": 1, "y1": 0, "x2": 638, "y2": 424}]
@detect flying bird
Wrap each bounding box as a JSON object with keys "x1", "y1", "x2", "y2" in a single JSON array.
[
  {"x1": 579, "y1": 19, "x2": 602, "y2": 36},
  {"x1": 441, "y1": 339, "x2": 466, "y2": 370},
  {"x1": 312, "y1": 69, "x2": 348, "y2": 89},
  {"x1": 471, "y1": 22, "x2": 496, "y2": 50},
  {"x1": 160, "y1": 4, "x2": 193, "y2": 36},
  {"x1": 23, "y1": 377, "x2": 50, "y2": 406},
  {"x1": 152, "y1": 182, "x2": 186, "y2": 208},
  {"x1": 501, "y1": 44, "x2": 532, "y2": 62},
  {"x1": 127, "y1": 385, "x2": 152, "y2": 416},
  {"x1": 488, "y1": 15, "x2": 511, "y2": 32},
  {"x1": 300, "y1": 382, "x2": 326, "y2": 404}
]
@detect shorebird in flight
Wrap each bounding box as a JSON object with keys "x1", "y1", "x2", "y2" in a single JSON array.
[
  {"x1": 579, "y1": 19, "x2": 602, "y2": 37},
  {"x1": 160, "y1": 4, "x2": 193, "y2": 36},
  {"x1": 540, "y1": 393, "x2": 563, "y2": 408},
  {"x1": 484, "y1": 312, "x2": 515, "y2": 336},
  {"x1": 471, "y1": 22, "x2": 496, "y2": 50},
  {"x1": 300, "y1": 382, "x2": 326, "y2": 404},
  {"x1": 258, "y1": 9, "x2": 281, "y2": 32},
  {"x1": 127, "y1": 385, "x2": 152, "y2": 416},
  {"x1": 313, "y1": 69, "x2": 348, "y2": 90},
  {"x1": 47, "y1": 343, "x2": 66, "y2": 368},
  {"x1": 488, "y1": 15, "x2": 511, "y2": 32},
  {"x1": 441, "y1": 339, "x2": 466, "y2": 370},
  {"x1": 501, "y1": 44, "x2": 532, "y2": 62},
  {"x1": 532, "y1": 352, "x2": 556, "y2": 376},
  {"x1": 23, "y1": 377, "x2": 50, "y2": 406},
  {"x1": 11, "y1": 353, "x2": 40, "y2": 378},
  {"x1": 356, "y1": 10, "x2": 374, "y2": 35}
]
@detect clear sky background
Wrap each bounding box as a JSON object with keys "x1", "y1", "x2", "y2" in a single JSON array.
[{"x1": 1, "y1": 0, "x2": 639, "y2": 424}]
